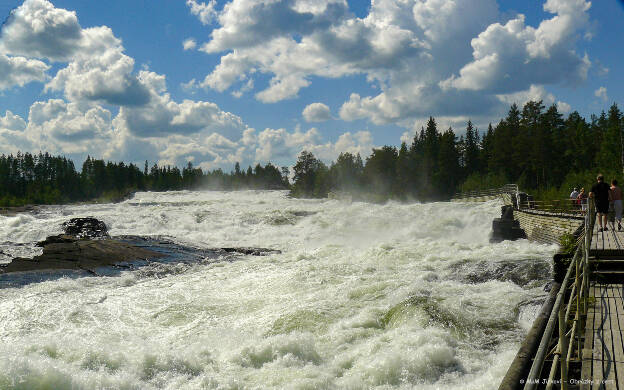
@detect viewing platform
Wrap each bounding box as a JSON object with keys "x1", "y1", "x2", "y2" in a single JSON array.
[
  {"x1": 452, "y1": 185, "x2": 624, "y2": 390},
  {"x1": 579, "y1": 224, "x2": 624, "y2": 390},
  {"x1": 591, "y1": 224, "x2": 624, "y2": 255}
]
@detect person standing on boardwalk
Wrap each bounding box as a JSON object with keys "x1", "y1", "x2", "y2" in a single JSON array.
[
  {"x1": 611, "y1": 179, "x2": 623, "y2": 231},
  {"x1": 578, "y1": 188, "x2": 588, "y2": 211},
  {"x1": 590, "y1": 174, "x2": 611, "y2": 232},
  {"x1": 570, "y1": 187, "x2": 580, "y2": 208}
]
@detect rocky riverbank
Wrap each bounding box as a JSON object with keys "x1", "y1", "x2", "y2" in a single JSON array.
[
  {"x1": 0, "y1": 217, "x2": 163, "y2": 274},
  {"x1": 0, "y1": 217, "x2": 282, "y2": 277}
]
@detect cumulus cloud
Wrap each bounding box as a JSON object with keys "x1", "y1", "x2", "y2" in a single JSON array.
[
  {"x1": 28, "y1": 99, "x2": 113, "y2": 146},
  {"x1": 113, "y1": 71, "x2": 247, "y2": 139},
  {"x1": 0, "y1": 100, "x2": 114, "y2": 158},
  {"x1": 190, "y1": 0, "x2": 502, "y2": 117},
  {"x1": 441, "y1": 0, "x2": 591, "y2": 93},
  {"x1": 252, "y1": 127, "x2": 373, "y2": 166},
  {"x1": 0, "y1": 110, "x2": 32, "y2": 154},
  {"x1": 0, "y1": 0, "x2": 264, "y2": 166},
  {"x1": 0, "y1": 53, "x2": 49, "y2": 89},
  {"x1": 303, "y1": 102, "x2": 332, "y2": 122},
  {"x1": 0, "y1": 0, "x2": 82, "y2": 60},
  {"x1": 595, "y1": 86, "x2": 608, "y2": 102},
  {"x1": 189, "y1": 0, "x2": 591, "y2": 127},
  {"x1": 187, "y1": 0, "x2": 217, "y2": 25},
  {"x1": 0, "y1": 0, "x2": 151, "y2": 106},
  {"x1": 557, "y1": 101, "x2": 571, "y2": 113},
  {"x1": 0, "y1": 111, "x2": 27, "y2": 132},
  {"x1": 496, "y1": 85, "x2": 556, "y2": 106},
  {"x1": 183, "y1": 38, "x2": 197, "y2": 50},
  {"x1": 107, "y1": 124, "x2": 374, "y2": 172},
  {"x1": 43, "y1": 26, "x2": 151, "y2": 106}
]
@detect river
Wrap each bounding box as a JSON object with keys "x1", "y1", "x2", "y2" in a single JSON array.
[{"x1": 0, "y1": 190, "x2": 557, "y2": 389}]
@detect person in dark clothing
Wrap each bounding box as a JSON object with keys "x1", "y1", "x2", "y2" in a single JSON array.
[{"x1": 590, "y1": 174, "x2": 612, "y2": 232}]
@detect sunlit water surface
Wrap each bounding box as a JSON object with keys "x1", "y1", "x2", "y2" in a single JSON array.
[{"x1": 0, "y1": 190, "x2": 557, "y2": 389}]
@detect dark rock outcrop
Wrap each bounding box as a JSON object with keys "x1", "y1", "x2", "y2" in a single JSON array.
[
  {"x1": 2, "y1": 218, "x2": 162, "y2": 274},
  {"x1": 219, "y1": 247, "x2": 282, "y2": 256},
  {"x1": 490, "y1": 205, "x2": 527, "y2": 243},
  {"x1": 61, "y1": 217, "x2": 110, "y2": 239},
  {"x1": 1, "y1": 217, "x2": 283, "y2": 276}
]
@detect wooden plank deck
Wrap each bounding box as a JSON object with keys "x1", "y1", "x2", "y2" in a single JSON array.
[
  {"x1": 582, "y1": 283, "x2": 624, "y2": 390},
  {"x1": 591, "y1": 222, "x2": 624, "y2": 255}
]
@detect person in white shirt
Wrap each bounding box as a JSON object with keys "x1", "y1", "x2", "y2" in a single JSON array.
[{"x1": 570, "y1": 187, "x2": 579, "y2": 200}]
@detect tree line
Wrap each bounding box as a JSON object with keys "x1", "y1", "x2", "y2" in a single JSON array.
[
  {"x1": 290, "y1": 102, "x2": 624, "y2": 201},
  {"x1": 0, "y1": 153, "x2": 289, "y2": 206},
  {"x1": 1, "y1": 101, "x2": 622, "y2": 206}
]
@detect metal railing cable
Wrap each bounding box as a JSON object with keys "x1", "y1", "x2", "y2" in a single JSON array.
[
  {"x1": 516, "y1": 199, "x2": 588, "y2": 216},
  {"x1": 452, "y1": 184, "x2": 519, "y2": 198},
  {"x1": 523, "y1": 198, "x2": 595, "y2": 390}
]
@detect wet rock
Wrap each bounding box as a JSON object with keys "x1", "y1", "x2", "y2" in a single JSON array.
[
  {"x1": 0, "y1": 205, "x2": 39, "y2": 216},
  {"x1": 291, "y1": 211, "x2": 317, "y2": 217},
  {"x1": 62, "y1": 217, "x2": 110, "y2": 239},
  {"x1": 1, "y1": 216, "x2": 281, "y2": 276},
  {"x1": 36, "y1": 234, "x2": 77, "y2": 247},
  {"x1": 219, "y1": 247, "x2": 282, "y2": 256},
  {"x1": 2, "y1": 218, "x2": 161, "y2": 275},
  {"x1": 453, "y1": 258, "x2": 550, "y2": 287},
  {"x1": 3, "y1": 235, "x2": 163, "y2": 274},
  {"x1": 490, "y1": 205, "x2": 526, "y2": 243}
]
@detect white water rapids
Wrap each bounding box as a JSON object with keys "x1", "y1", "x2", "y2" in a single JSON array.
[{"x1": 0, "y1": 190, "x2": 557, "y2": 389}]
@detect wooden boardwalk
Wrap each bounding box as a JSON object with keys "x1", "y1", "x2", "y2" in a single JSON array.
[
  {"x1": 582, "y1": 284, "x2": 624, "y2": 390},
  {"x1": 591, "y1": 222, "x2": 624, "y2": 253},
  {"x1": 582, "y1": 222, "x2": 624, "y2": 389}
]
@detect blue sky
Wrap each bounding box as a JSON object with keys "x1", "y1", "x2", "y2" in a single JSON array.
[{"x1": 0, "y1": 0, "x2": 622, "y2": 171}]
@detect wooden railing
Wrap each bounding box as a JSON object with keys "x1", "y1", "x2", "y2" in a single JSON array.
[
  {"x1": 523, "y1": 199, "x2": 595, "y2": 390},
  {"x1": 516, "y1": 199, "x2": 587, "y2": 216},
  {"x1": 453, "y1": 184, "x2": 519, "y2": 198}
]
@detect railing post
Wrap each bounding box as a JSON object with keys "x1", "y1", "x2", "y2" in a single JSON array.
[
  {"x1": 583, "y1": 198, "x2": 594, "y2": 315},
  {"x1": 575, "y1": 246, "x2": 581, "y2": 359},
  {"x1": 559, "y1": 303, "x2": 569, "y2": 390}
]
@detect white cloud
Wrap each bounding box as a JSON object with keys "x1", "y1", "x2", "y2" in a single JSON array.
[
  {"x1": 189, "y1": 0, "x2": 592, "y2": 128},
  {"x1": 43, "y1": 26, "x2": 151, "y2": 106},
  {"x1": 0, "y1": 0, "x2": 151, "y2": 106},
  {"x1": 0, "y1": 0, "x2": 82, "y2": 61},
  {"x1": 187, "y1": 0, "x2": 217, "y2": 25},
  {"x1": 303, "y1": 103, "x2": 332, "y2": 122},
  {"x1": 24, "y1": 99, "x2": 114, "y2": 155},
  {"x1": 192, "y1": 0, "x2": 503, "y2": 120},
  {"x1": 0, "y1": 0, "x2": 258, "y2": 164},
  {"x1": 595, "y1": 86, "x2": 608, "y2": 102},
  {"x1": 113, "y1": 71, "x2": 248, "y2": 139},
  {"x1": 557, "y1": 101, "x2": 571, "y2": 113},
  {"x1": 0, "y1": 54, "x2": 49, "y2": 89},
  {"x1": 253, "y1": 127, "x2": 373, "y2": 165},
  {"x1": 183, "y1": 38, "x2": 197, "y2": 51},
  {"x1": 107, "y1": 124, "x2": 374, "y2": 172},
  {"x1": 0, "y1": 100, "x2": 115, "y2": 158},
  {"x1": 0, "y1": 110, "x2": 32, "y2": 154},
  {"x1": 441, "y1": 0, "x2": 591, "y2": 93},
  {"x1": 0, "y1": 111, "x2": 27, "y2": 132},
  {"x1": 496, "y1": 85, "x2": 556, "y2": 106}
]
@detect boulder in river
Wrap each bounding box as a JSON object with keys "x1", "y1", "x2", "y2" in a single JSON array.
[
  {"x1": 3, "y1": 234, "x2": 163, "y2": 274},
  {"x1": 62, "y1": 217, "x2": 110, "y2": 239},
  {"x1": 1, "y1": 217, "x2": 162, "y2": 275},
  {"x1": 490, "y1": 205, "x2": 527, "y2": 243}
]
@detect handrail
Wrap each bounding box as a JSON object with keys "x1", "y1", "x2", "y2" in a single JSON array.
[
  {"x1": 523, "y1": 198, "x2": 594, "y2": 389},
  {"x1": 516, "y1": 199, "x2": 588, "y2": 215},
  {"x1": 453, "y1": 184, "x2": 519, "y2": 198}
]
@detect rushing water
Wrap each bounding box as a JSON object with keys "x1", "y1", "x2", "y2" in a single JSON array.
[{"x1": 0, "y1": 190, "x2": 557, "y2": 389}]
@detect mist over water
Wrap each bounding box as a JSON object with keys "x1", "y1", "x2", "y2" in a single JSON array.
[{"x1": 0, "y1": 191, "x2": 557, "y2": 389}]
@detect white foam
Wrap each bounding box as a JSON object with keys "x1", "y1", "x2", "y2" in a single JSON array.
[{"x1": 0, "y1": 191, "x2": 556, "y2": 388}]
